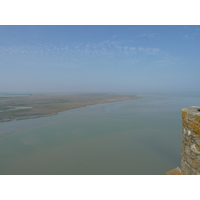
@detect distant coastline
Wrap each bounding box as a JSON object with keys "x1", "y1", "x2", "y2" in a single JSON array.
[{"x1": 0, "y1": 93, "x2": 140, "y2": 123}]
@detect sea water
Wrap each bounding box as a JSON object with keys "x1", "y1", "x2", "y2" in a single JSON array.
[{"x1": 0, "y1": 93, "x2": 199, "y2": 175}]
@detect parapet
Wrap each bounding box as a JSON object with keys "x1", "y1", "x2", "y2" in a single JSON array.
[{"x1": 181, "y1": 106, "x2": 200, "y2": 175}]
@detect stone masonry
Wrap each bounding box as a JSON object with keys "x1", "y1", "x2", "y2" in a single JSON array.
[{"x1": 181, "y1": 107, "x2": 200, "y2": 175}]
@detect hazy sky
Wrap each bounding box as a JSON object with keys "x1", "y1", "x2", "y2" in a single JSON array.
[{"x1": 0, "y1": 25, "x2": 199, "y2": 94}]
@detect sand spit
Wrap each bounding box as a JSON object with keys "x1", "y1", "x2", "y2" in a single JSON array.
[{"x1": 0, "y1": 93, "x2": 140, "y2": 123}]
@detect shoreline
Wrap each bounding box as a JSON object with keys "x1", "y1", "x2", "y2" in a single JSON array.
[
  {"x1": 57, "y1": 97, "x2": 141, "y2": 114},
  {"x1": 0, "y1": 95, "x2": 140, "y2": 123}
]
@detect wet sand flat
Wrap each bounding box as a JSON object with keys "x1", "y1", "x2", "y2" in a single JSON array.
[{"x1": 0, "y1": 93, "x2": 139, "y2": 122}]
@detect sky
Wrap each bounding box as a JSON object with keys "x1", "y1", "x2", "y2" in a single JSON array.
[{"x1": 0, "y1": 25, "x2": 199, "y2": 94}]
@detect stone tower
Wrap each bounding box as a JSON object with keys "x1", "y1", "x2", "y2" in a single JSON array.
[
  {"x1": 166, "y1": 106, "x2": 200, "y2": 175},
  {"x1": 181, "y1": 107, "x2": 200, "y2": 175}
]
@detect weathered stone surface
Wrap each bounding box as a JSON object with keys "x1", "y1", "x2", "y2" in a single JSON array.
[
  {"x1": 185, "y1": 145, "x2": 191, "y2": 155},
  {"x1": 194, "y1": 138, "x2": 200, "y2": 146},
  {"x1": 181, "y1": 107, "x2": 200, "y2": 175},
  {"x1": 184, "y1": 160, "x2": 197, "y2": 175},
  {"x1": 190, "y1": 151, "x2": 197, "y2": 160},
  {"x1": 166, "y1": 167, "x2": 181, "y2": 175},
  {"x1": 196, "y1": 156, "x2": 200, "y2": 165},
  {"x1": 167, "y1": 107, "x2": 200, "y2": 175},
  {"x1": 181, "y1": 159, "x2": 186, "y2": 172},
  {"x1": 185, "y1": 154, "x2": 197, "y2": 169},
  {"x1": 190, "y1": 144, "x2": 200, "y2": 154},
  {"x1": 197, "y1": 167, "x2": 200, "y2": 174}
]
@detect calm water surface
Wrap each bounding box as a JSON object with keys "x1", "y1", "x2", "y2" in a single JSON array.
[{"x1": 0, "y1": 93, "x2": 200, "y2": 175}]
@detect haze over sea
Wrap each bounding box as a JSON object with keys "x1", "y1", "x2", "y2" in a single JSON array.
[
  {"x1": 0, "y1": 25, "x2": 200, "y2": 175},
  {"x1": 0, "y1": 93, "x2": 199, "y2": 175},
  {"x1": 1, "y1": 0, "x2": 200, "y2": 199}
]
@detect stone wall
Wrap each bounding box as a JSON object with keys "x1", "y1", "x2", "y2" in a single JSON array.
[{"x1": 181, "y1": 107, "x2": 200, "y2": 175}]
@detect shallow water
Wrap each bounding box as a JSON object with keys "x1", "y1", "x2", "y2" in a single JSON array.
[{"x1": 0, "y1": 93, "x2": 199, "y2": 175}]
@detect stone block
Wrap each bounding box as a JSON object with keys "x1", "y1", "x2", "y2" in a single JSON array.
[
  {"x1": 166, "y1": 167, "x2": 181, "y2": 175},
  {"x1": 196, "y1": 156, "x2": 200, "y2": 165},
  {"x1": 190, "y1": 144, "x2": 200, "y2": 155},
  {"x1": 185, "y1": 155, "x2": 195, "y2": 169},
  {"x1": 190, "y1": 151, "x2": 197, "y2": 160},
  {"x1": 194, "y1": 138, "x2": 200, "y2": 146},
  {"x1": 185, "y1": 145, "x2": 191, "y2": 155}
]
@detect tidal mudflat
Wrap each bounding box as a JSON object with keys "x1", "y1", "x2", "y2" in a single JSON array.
[
  {"x1": 0, "y1": 93, "x2": 138, "y2": 122},
  {"x1": 0, "y1": 93, "x2": 199, "y2": 175}
]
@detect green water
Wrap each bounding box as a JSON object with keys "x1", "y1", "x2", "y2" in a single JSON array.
[{"x1": 0, "y1": 94, "x2": 199, "y2": 175}]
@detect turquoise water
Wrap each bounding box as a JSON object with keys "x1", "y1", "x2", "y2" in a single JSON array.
[{"x1": 0, "y1": 93, "x2": 199, "y2": 175}]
